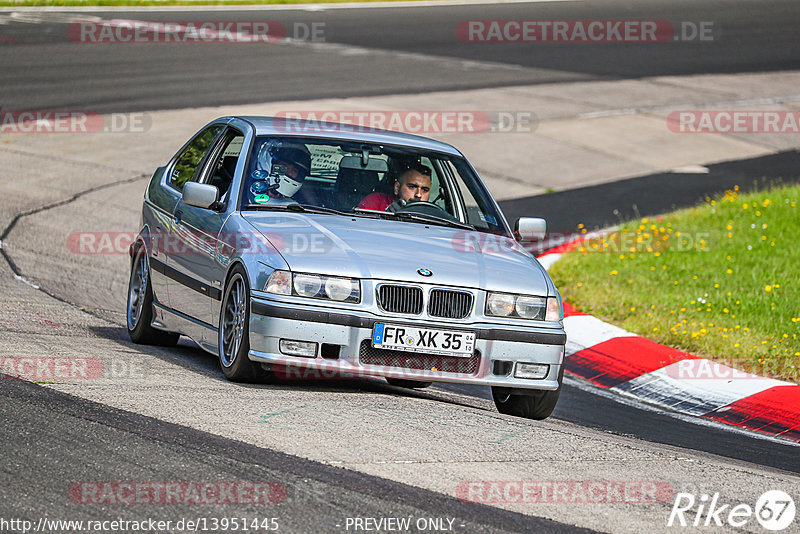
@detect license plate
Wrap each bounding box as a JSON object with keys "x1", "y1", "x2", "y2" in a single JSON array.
[{"x1": 372, "y1": 323, "x2": 476, "y2": 358}]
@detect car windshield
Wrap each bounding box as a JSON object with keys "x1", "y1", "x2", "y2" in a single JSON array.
[{"x1": 241, "y1": 137, "x2": 509, "y2": 236}]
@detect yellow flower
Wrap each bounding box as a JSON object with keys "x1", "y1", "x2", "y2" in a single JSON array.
[
  {"x1": 726, "y1": 269, "x2": 732, "y2": 274},
  {"x1": 765, "y1": 285, "x2": 772, "y2": 292},
  {"x1": 609, "y1": 270, "x2": 618, "y2": 275}
]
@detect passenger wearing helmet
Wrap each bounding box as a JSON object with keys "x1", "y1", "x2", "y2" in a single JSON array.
[{"x1": 249, "y1": 141, "x2": 312, "y2": 203}]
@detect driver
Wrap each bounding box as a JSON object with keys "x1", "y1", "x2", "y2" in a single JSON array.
[{"x1": 357, "y1": 162, "x2": 432, "y2": 212}]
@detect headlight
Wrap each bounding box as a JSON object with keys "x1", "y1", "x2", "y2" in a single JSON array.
[
  {"x1": 516, "y1": 295, "x2": 546, "y2": 320},
  {"x1": 324, "y1": 277, "x2": 358, "y2": 301},
  {"x1": 486, "y1": 292, "x2": 559, "y2": 321},
  {"x1": 265, "y1": 270, "x2": 360, "y2": 303},
  {"x1": 294, "y1": 274, "x2": 322, "y2": 297},
  {"x1": 486, "y1": 293, "x2": 515, "y2": 316}
]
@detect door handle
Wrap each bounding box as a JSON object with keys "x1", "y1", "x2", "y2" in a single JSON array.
[
  {"x1": 153, "y1": 226, "x2": 162, "y2": 256},
  {"x1": 174, "y1": 210, "x2": 183, "y2": 224}
]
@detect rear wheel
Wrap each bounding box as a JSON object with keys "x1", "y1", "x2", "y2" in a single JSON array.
[
  {"x1": 126, "y1": 246, "x2": 180, "y2": 346},
  {"x1": 386, "y1": 378, "x2": 432, "y2": 389},
  {"x1": 218, "y1": 266, "x2": 267, "y2": 382},
  {"x1": 492, "y1": 365, "x2": 563, "y2": 420}
]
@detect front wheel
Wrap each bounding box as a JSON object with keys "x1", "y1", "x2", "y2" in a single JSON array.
[
  {"x1": 218, "y1": 266, "x2": 267, "y2": 382},
  {"x1": 492, "y1": 365, "x2": 563, "y2": 420},
  {"x1": 126, "y1": 246, "x2": 180, "y2": 346}
]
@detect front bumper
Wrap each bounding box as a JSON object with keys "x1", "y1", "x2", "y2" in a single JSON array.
[{"x1": 248, "y1": 296, "x2": 566, "y2": 391}]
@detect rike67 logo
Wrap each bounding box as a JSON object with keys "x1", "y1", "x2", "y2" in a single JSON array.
[{"x1": 668, "y1": 490, "x2": 796, "y2": 531}]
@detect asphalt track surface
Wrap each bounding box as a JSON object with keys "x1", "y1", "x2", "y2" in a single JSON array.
[
  {"x1": 2, "y1": 1, "x2": 800, "y2": 532},
  {"x1": 499, "y1": 150, "x2": 800, "y2": 235},
  {"x1": 0, "y1": 378, "x2": 584, "y2": 533},
  {"x1": 0, "y1": 0, "x2": 797, "y2": 112}
]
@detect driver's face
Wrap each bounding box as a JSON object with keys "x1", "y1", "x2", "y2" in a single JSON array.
[
  {"x1": 276, "y1": 160, "x2": 301, "y2": 180},
  {"x1": 395, "y1": 171, "x2": 432, "y2": 203}
]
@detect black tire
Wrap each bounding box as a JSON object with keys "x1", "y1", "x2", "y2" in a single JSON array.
[
  {"x1": 492, "y1": 365, "x2": 564, "y2": 420},
  {"x1": 218, "y1": 265, "x2": 267, "y2": 382},
  {"x1": 386, "y1": 378, "x2": 432, "y2": 389},
  {"x1": 126, "y1": 246, "x2": 180, "y2": 347}
]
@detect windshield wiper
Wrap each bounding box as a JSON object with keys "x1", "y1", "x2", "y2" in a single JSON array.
[
  {"x1": 245, "y1": 203, "x2": 351, "y2": 217},
  {"x1": 392, "y1": 212, "x2": 474, "y2": 231},
  {"x1": 354, "y1": 208, "x2": 473, "y2": 230}
]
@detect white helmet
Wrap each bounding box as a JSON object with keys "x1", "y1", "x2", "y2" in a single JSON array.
[{"x1": 254, "y1": 141, "x2": 311, "y2": 198}]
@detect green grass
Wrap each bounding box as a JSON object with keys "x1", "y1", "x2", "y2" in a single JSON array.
[{"x1": 550, "y1": 184, "x2": 800, "y2": 383}]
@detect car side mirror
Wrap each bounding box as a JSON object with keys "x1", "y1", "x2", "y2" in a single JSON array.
[
  {"x1": 515, "y1": 217, "x2": 546, "y2": 242},
  {"x1": 183, "y1": 182, "x2": 220, "y2": 210}
]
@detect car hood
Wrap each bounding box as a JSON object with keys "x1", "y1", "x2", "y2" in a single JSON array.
[{"x1": 242, "y1": 212, "x2": 552, "y2": 295}]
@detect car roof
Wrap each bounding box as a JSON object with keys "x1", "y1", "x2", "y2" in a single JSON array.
[{"x1": 236, "y1": 116, "x2": 463, "y2": 157}]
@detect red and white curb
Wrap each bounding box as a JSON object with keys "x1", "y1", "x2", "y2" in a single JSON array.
[{"x1": 537, "y1": 240, "x2": 800, "y2": 443}]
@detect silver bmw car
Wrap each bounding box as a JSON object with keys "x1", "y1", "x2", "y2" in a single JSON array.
[{"x1": 127, "y1": 116, "x2": 567, "y2": 420}]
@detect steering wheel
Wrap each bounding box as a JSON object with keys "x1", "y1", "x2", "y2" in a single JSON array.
[{"x1": 396, "y1": 200, "x2": 461, "y2": 223}]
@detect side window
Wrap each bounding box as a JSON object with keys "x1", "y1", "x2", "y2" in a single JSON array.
[
  {"x1": 420, "y1": 156, "x2": 443, "y2": 207},
  {"x1": 170, "y1": 125, "x2": 224, "y2": 190},
  {"x1": 205, "y1": 132, "x2": 244, "y2": 199},
  {"x1": 449, "y1": 160, "x2": 503, "y2": 233}
]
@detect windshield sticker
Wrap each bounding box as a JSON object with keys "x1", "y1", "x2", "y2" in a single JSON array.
[
  {"x1": 254, "y1": 194, "x2": 271, "y2": 204},
  {"x1": 310, "y1": 144, "x2": 344, "y2": 175},
  {"x1": 478, "y1": 212, "x2": 497, "y2": 225}
]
